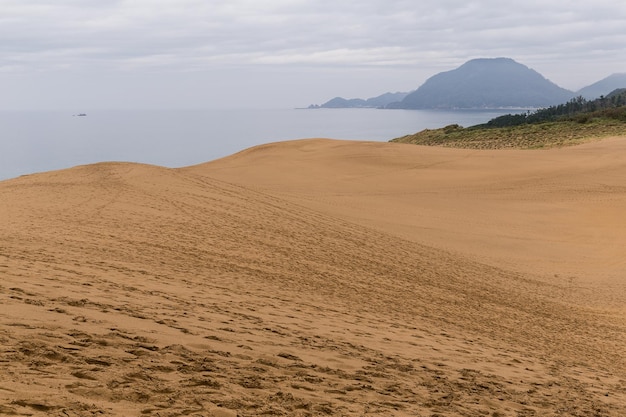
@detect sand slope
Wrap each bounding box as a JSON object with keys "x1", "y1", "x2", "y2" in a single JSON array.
[
  {"x1": 201, "y1": 138, "x2": 626, "y2": 305},
  {"x1": 1, "y1": 138, "x2": 625, "y2": 416}
]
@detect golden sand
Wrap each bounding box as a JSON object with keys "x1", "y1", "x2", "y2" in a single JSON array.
[{"x1": 1, "y1": 137, "x2": 625, "y2": 416}]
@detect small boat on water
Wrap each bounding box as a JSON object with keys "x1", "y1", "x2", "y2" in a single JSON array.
[{"x1": 74, "y1": 113, "x2": 87, "y2": 116}]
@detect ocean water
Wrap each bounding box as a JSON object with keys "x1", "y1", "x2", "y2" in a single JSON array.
[{"x1": 0, "y1": 108, "x2": 521, "y2": 181}]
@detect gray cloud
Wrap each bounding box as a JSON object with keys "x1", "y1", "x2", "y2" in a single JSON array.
[{"x1": 1, "y1": 0, "x2": 625, "y2": 109}]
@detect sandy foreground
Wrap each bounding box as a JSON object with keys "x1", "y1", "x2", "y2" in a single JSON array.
[{"x1": 1, "y1": 137, "x2": 625, "y2": 416}]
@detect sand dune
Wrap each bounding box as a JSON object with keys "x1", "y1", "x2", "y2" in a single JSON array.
[
  {"x1": 1, "y1": 138, "x2": 625, "y2": 416},
  {"x1": 201, "y1": 138, "x2": 626, "y2": 306}
]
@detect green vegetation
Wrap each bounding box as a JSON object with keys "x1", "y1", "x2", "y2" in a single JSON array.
[
  {"x1": 391, "y1": 89, "x2": 626, "y2": 149},
  {"x1": 483, "y1": 89, "x2": 626, "y2": 127}
]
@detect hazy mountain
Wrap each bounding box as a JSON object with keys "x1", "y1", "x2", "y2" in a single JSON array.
[
  {"x1": 388, "y1": 58, "x2": 575, "y2": 109},
  {"x1": 363, "y1": 92, "x2": 410, "y2": 108},
  {"x1": 310, "y1": 97, "x2": 367, "y2": 108},
  {"x1": 577, "y1": 73, "x2": 626, "y2": 100},
  {"x1": 309, "y1": 91, "x2": 409, "y2": 108}
]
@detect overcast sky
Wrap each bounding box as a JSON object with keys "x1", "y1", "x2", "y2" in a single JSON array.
[{"x1": 1, "y1": 0, "x2": 625, "y2": 110}]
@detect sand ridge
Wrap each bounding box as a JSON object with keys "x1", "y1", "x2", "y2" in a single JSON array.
[{"x1": 1, "y1": 138, "x2": 625, "y2": 416}]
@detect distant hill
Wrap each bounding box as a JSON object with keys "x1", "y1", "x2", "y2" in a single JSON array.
[
  {"x1": 309, "y1": 91, "x2": 409, "y2": 109},
  {"x1": 388, "y1": 58, "x2": 575, "y2": 109},
  {"x1": 577, "y1": 73, "x2": 626, "y2": 100}
]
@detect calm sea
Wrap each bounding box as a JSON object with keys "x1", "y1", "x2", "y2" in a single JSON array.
[{"x1": 0, "y1": 108, "x2": 522, "y2": 181}]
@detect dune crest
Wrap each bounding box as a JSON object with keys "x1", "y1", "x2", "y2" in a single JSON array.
[{"x1": 1, "y1": 138, "x2": 625, "y2": 416}]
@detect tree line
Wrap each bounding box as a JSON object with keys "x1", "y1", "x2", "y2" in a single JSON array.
[{"x1": 480, "y1": 89, "x2": 626, "y2": 128}]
